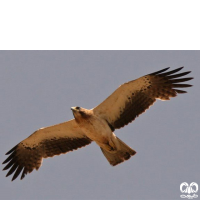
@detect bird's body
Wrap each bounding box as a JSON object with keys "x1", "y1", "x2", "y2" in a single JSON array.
[
  {"x1": 3, "y1": 67, "x2": 193, "y2": 181},
  {"x1": 71, "y1": 107, "x2": 134, "y2": 155},
  {"x1": 73, "y1": 108, "x2": 111, "y2": 144}
]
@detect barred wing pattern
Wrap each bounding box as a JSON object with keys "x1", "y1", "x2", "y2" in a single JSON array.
[
  {"x1": 2, "y1": 119, "x2": 92, "y2": 181},
  {"x1": 93, "y1": 67, "x2": 193, "y2": 129}
]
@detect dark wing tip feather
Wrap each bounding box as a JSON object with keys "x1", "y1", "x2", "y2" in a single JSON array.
[
  {"x1": 149, "y1": 67, "x2": 170, "y2": 75},
  {"x1": 5, "y1": 145, "x2": 18, "y2": 155},
  {"x1": 168, "y1": 71, "x2": 192, "y2": 79},
  {"x1": 172, "y1": 84, "x2": 193, "y2": 88},
  {"x1": 170, "y1": 77, "x2": 193, "y2": 83},
  {"x1": 158, "y1": 67, "x2": 184, "y2": 76},
  {"x1": 149, "y1": 66, "x2": 189, "y2": 77},
  {"x1": 21, "y1": 168, "x2": 27, "y2": 180},
  {"x1": 11, "y1": 166, "x2": 24, "y2": 181},
  {"x1": 5, "y1": 163, "x2": 18, "y2": 178},
  {"x1": 175, "y1": 89, "x2": 187, "y2": 94},
  {"x1": 2, "y1": 151, "x2": 16, "y2": 164}
]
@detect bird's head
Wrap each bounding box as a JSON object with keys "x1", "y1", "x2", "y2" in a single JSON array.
[
  {"x1": 71, "y1": 106, "x2": 81, "y2": 113},
  {"x1": 71, "y1": 107, "x2": 92, "y2": 122}
]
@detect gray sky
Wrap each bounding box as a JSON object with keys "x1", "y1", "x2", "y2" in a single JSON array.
[{"x1": 0, "y1": 51, "x2": 199, "y2": 200}]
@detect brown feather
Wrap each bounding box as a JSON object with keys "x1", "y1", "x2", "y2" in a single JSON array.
[
  {"x1": 3, "y1": 120, "x2": 92, "y2": 181},
  {"x1": 3, "y1": 137, "x2": 91, "y2": 181},
  {"x1": 93, "y1": 67, "x2": 193, "y2": 129}
]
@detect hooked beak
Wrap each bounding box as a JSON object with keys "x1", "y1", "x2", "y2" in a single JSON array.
[{"x1": 71, "y1": 107, "x2": 76, "y2": 112}]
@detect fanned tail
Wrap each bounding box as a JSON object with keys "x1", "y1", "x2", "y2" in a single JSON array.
[{"x1": 101, "y1": 137, "x2": 136, "y2": 166}]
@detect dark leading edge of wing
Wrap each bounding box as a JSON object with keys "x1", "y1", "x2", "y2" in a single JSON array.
[{"x1": 112, "y1": 67, "x2": 193, "y2": 129}]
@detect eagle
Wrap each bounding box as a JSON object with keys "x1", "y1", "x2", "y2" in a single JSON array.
[{"x1": 3, "y1": 67, "x2": 193, "y2": 181}]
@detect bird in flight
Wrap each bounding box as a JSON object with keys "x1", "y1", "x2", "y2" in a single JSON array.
[{"x1": 3, "y1": 67, "x2": 193, "y2": 181}]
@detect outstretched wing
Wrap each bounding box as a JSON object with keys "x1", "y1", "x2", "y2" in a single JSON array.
[
  {"x1": 3, "y1": 119, "x2": 92, "y2": 181},
  {"x1": 93, "y1": 67, "x2": 193, "y2": 130}
]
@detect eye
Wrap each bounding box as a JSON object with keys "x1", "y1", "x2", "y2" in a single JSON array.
[{"x1": 76, "y1": 107, "x2": 80, "y2": 110}]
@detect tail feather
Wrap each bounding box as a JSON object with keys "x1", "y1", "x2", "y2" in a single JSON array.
[{"x1": 101, "y1": 137, "x2": 136, "y2": 166}]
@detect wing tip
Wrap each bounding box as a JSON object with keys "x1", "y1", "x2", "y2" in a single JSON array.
[
  {"x1": 149, "y1": 67, "x2": 170, "y2": 75},
  {"x1": 11, "y1": 174, "x2": 19, "y2": 181},
  {"x1": 149, "y1": 66, "x2": 190, "y2": 77},
  {"x1": 175, "y1": 89, "x2": 187, "y2": 94},
  {"x1": 5, "y1": 145, "x2": 18, "y2": 155},
  {"x1": 172, "y1": 84, "x2": 193, "y2": 88},
  {"x1": 2, "y1": 161, "x2": 7, "y2": 165}
]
